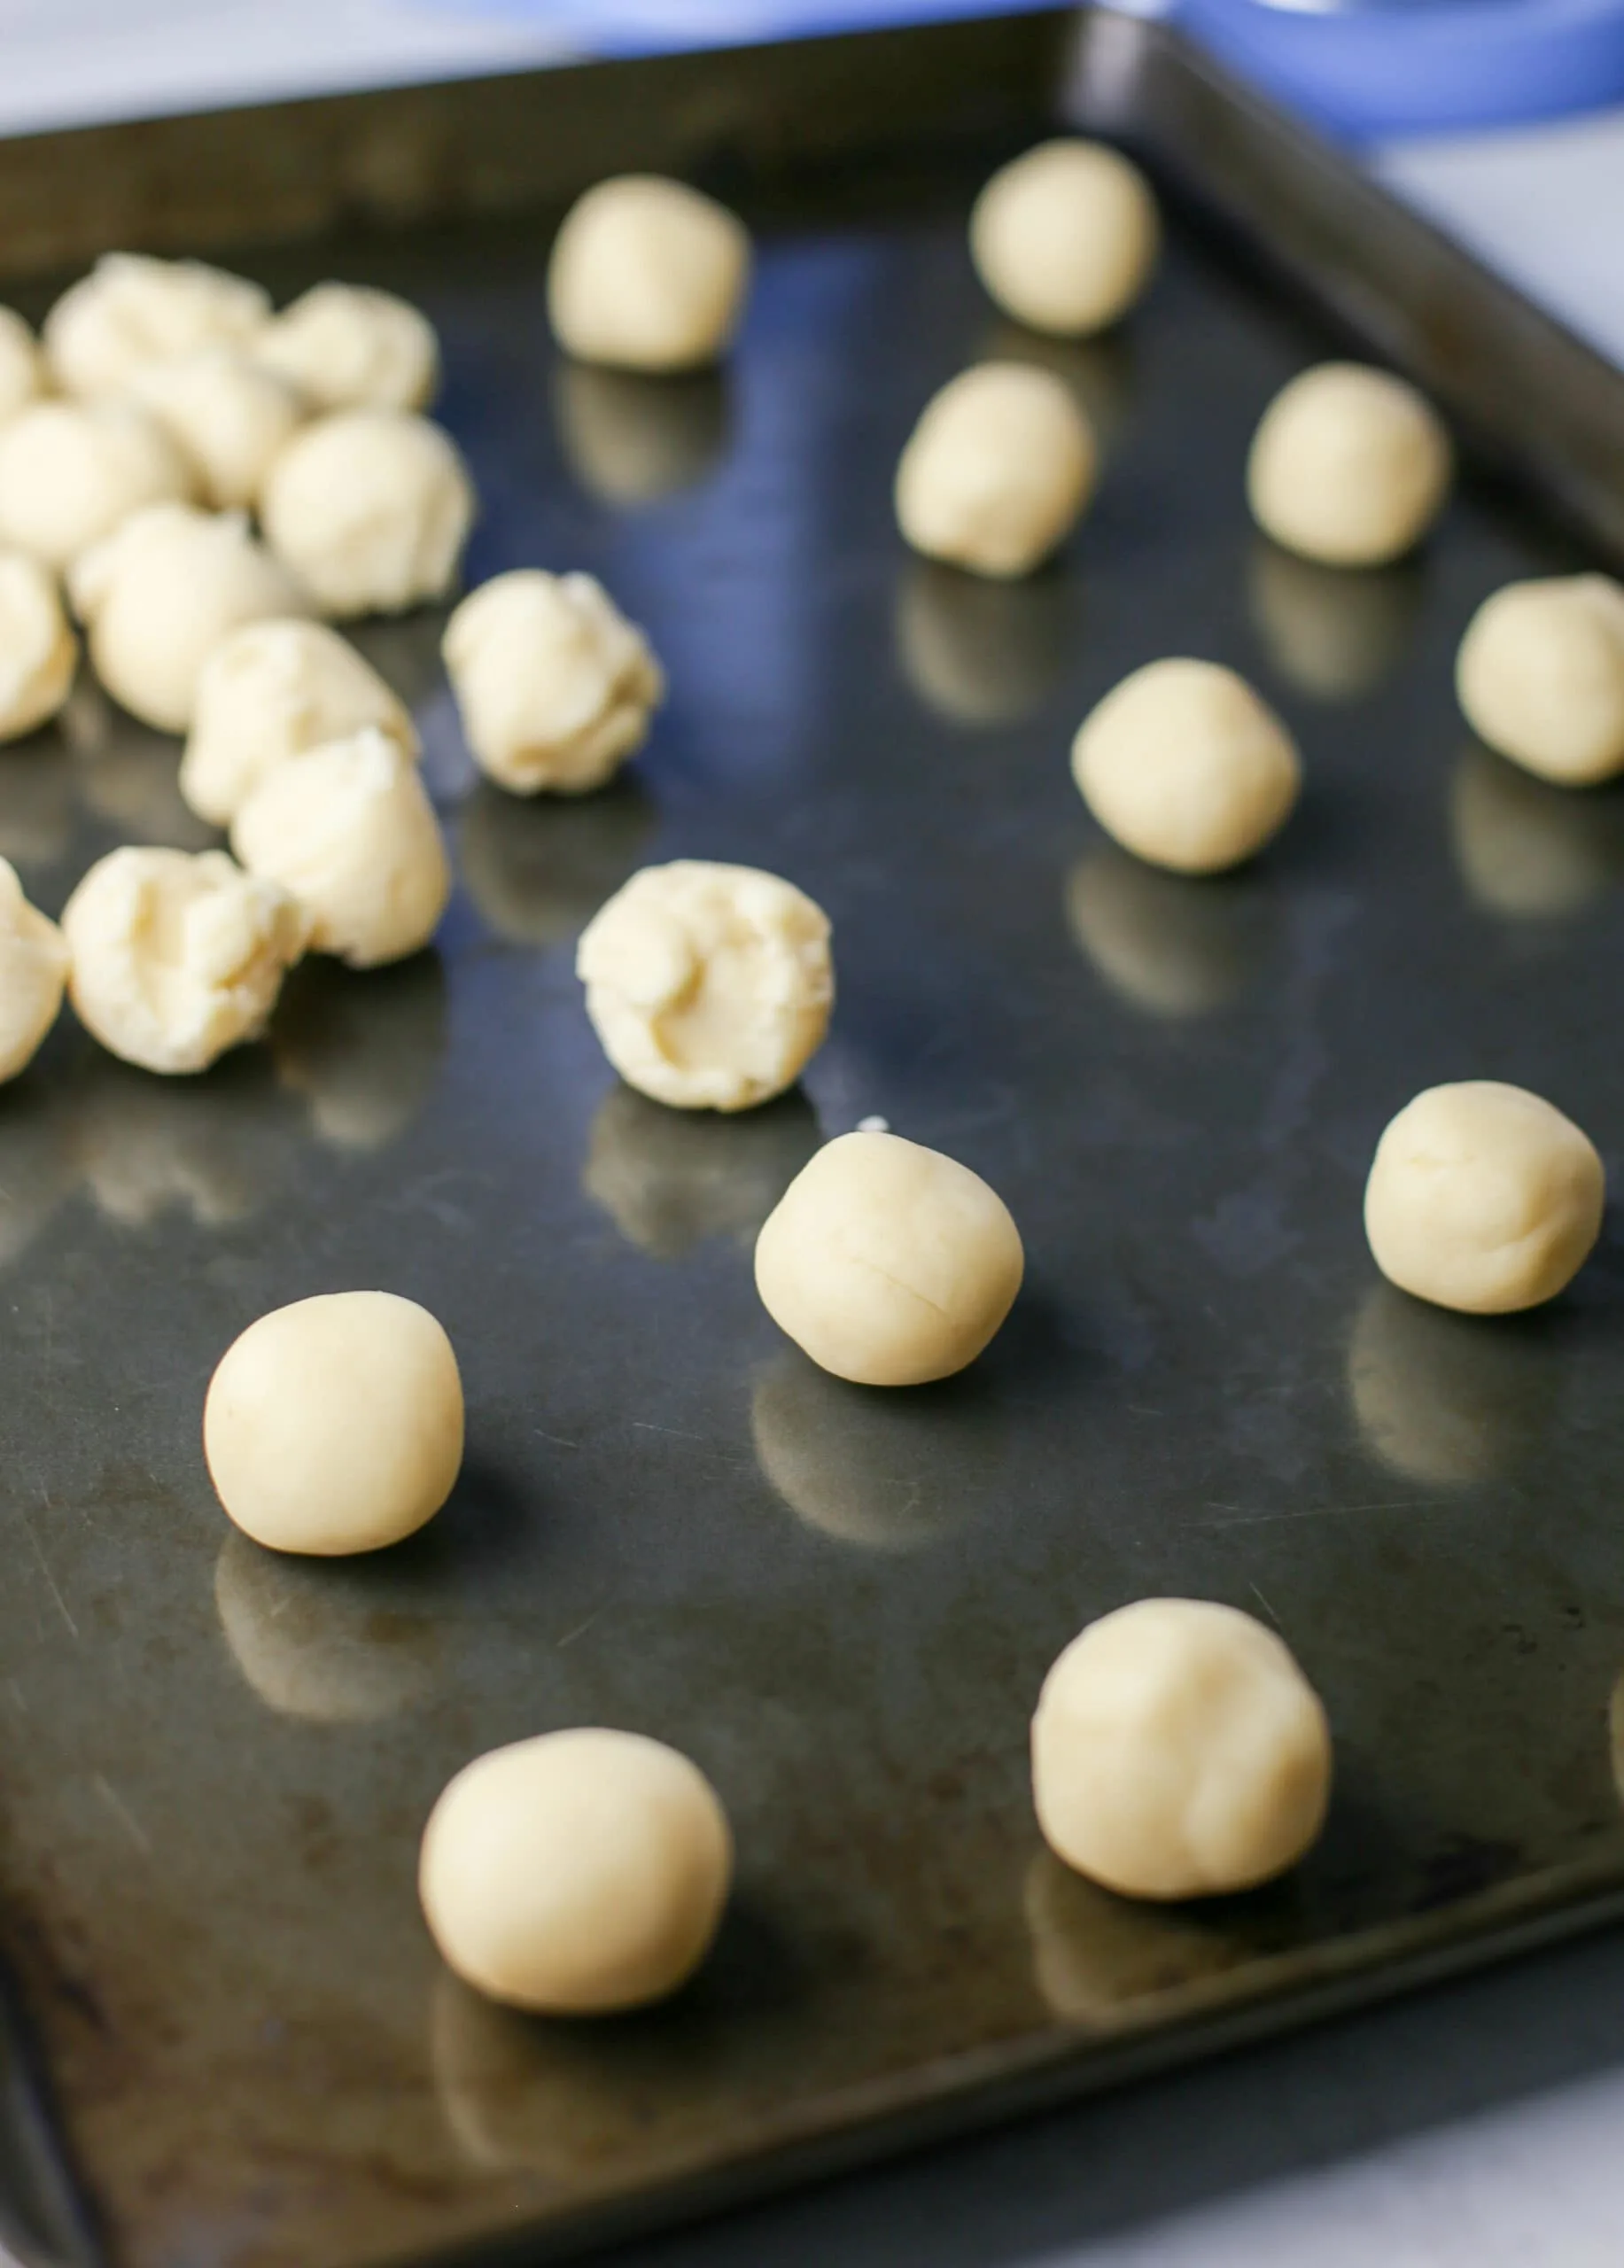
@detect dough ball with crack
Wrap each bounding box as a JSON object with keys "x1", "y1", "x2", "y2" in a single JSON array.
[
  {"x1": 127, "y1": 348, "x2": 306, "y2": 510},
  {"x1": 0, "y1": 400, "x2": 193, "y2": 573},
  {"x1": 260, "y1": 409, "x2": 475, "y2": 617},
  {"x1": 44, "y1": 252, "x2": 269, "y2": 399},
  {"x1": 896, "y1": 362, "x2": 1095, "y2": 579},
  {"x1": 0, "y1": 307, "x2": 44, "y2": 423},
  {"x1": 255, "y1": 283, "x2": 439, "y2": 413},
  {"x1": 1247, "y1": 363, "x2": 1451, "y2": 567},
  {"x1": 1457, "y1": 574, "x2": 1624, "y2": 787},
  {"x1": 548, "y1": 176, "x2": 750, "y2": 374},
  {"x1": 971, "y1": 138, "x2": 1159, "y2": 338},
  {"x1": 0, "y1": 550, "x2": 77, "y2": 743},
  {"x1": 0, "y1": 856, "x2": 68, "y2": 1083}
]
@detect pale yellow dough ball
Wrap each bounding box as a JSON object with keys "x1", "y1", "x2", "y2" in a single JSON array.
[
  {"x1": 0, "y1": 856, "x2": 68, "y2": 1084},
  {"x1": 548, "y1": 176, "x2": 751, "y2": 374},
  {"x1": 126, "y1": 348, "x2": 307, "y2": 510},
  {"x1": 1457, "y1": 574, "x2": 1624, "y2": 787},
  {"x1": 0, "y1": 307, "x2": 45, "y2": 423},
  {"x1": 260, "y1": 409, "x2": 476, "y2": 617},
  {"x1": 970, "y1": 139, "x2": 1159, "y2": 338},
  {"x1": 1247, "y1": 362, "x2": 1451, "y2": 567},
  {"x1": 0, "y1": 549, "x2": 77, "y2": 743},
  {"x1": 896, "y1": 362, "x2": 1095, "y2": 579},
  {"x1": 43, "y1": 252, "x2": 270, "y2": 399},
  {"x1": 254, "y1": 283, "x2": 440, "y2": 413},
  {"x1": 0, "y1": 399, "x2": 193, "y2": 574}
]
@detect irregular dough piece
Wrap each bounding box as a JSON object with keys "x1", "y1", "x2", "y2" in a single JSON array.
[
  {"x1": 43, "y1": 252, "x2": 269, "y2": 398},
  {"x1": 970, "y1": 139, "x2": 1159, "y2": 338},
  {"x1": 754, "y1": 1130, "x2": 1024, "y2": 1386},
  {"x1": 0, "y1": 857, "x2": 68, "y2": 1082},
  {"x1": 896, "y1": 362, "x2": 1095, "y2": 579},
  {"x1": 1457, "y1": 574, "x2": 1624, "y2": 786},
  {"x1": 260, "y1": 409, "x2": 476, "y2": 617},
  {"x1": 0, "y1": 307, "x2": 44, "y2": 422},
  {"x1": 1247, "y1": 363, "x2": 1451, "y2": 567},
  {"x1": 548, "y1": 176, "x2": 751, "y2": 374},
  {"x1": 0, "y1": 399, "x2": 193, "y2": 574},
  {"x1": 419, "y1": 1728, "x2": 732, "y2": 2012},
  {"x1": 578, "y1": 861, "x2": 832, "y2": 1113},
  {"x1": 62, "y1": 845, "x2": 307, "y2": 1074},
  {"x1": 1071, "y1": 658, "x2": 1301, "y2": 874},
  {"x1": 1031, "y1": 1598, "x2": 1332, "y2": 1900},
  {"x1": 0, "y1": 550, "x2": 77, "y2": 743},
  {"x1": 1364, "y1": 1080, "x2": 1604, "y2": 1314},
  {"x1": 127, "y1": 348, "x2": 306, "y2": 510},
  {"x1": 254, "y1": 283, "x2": 439, "y2": 413},
  {"x1": 444, "y1": 570, "x2": 664, "y2": 795}
]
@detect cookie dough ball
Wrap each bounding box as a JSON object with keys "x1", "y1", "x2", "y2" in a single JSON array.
[
  {"x1": 43, "y1": 252, "x2": 269, "y2": 399},
  {"x1": 1457, "y1": 575, "x2": 1624, "y2": 787},
  {"x1": 1072, "y1": 658, "x2": 1301, "y2": 874},
  {"x1": 419, "y1": 1729, "x2": 732, "y2": 2013},
  {"x1": 970, "y1": 139, "x2": 1159, "y2": 338},
  {"x1": 444, "y1": 570, "x2": 664, "y2": 796},
  {"x1": 0, "y1": 857, "x2": 67, "y2": 1083},
  {"x1": 896, "y1": 362, "x2": 1095, "y2": 579},
  {"x1": 755, "y1": 1130, "x2": 1023, "y2": 1386},
  {"x1": 548, "y1": 176, "x2": 751, "y2": 374},
  {"x1": 578, "y1": 861, "x2": 833, "y2": 1113},
  {"x1": 0, "y1": 551, "x2": 76, "y2": 743},
  {"x1": 127, "y1": 348, "x2": 306, "y2": 510},
  {"x1": 205, "y1": 1291, "x2": 463, "y2": 1555},
  {"x1": 254, "y1": 282, "x2": 439, "y2": 413},
  {"x1": 0, "y1": 307, "x2": 44, "y2": 423},
  {"x1": 1364, "y1": 1081, "x2": 1604, "y2": 1315},
  {"x1": 1247, "y1": 363, "x2": 1451, "y2": 568},
  {"x1": 62, "y1": 846, "x2": 307, "y2": 1074},
  {"x1": 0, "y1": 400, "x2": 192, "y2": 574},
  {"x1": 260, "y1": 409, "x2": 475, "y2": 618}
]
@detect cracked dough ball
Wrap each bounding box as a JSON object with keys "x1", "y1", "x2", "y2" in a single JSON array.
[
  {"x1": 127, "y1": 348, "x2": 306, "y2": 510},
  {"x1": 232, "y1": 726, "x2": 449, "y2": 968},
  {"x1": 0, "y1": 550, "x2": 76, "y2": 743},
  {"x1": 0, "y1": 857, "x2": 68, "y2": 1083},
  {"x1": 254, "y1": 282, "x2": 439, "y2": 413},
  {"x1": 0, "y1": 399, "x2": 193, "y2": 573},
  {"x1": 62, "y1": 845, "x2": 307, "y2": 1074},
  {"x1": 444, "y1": 570, "x2": 664, "y2": 796},
  {"x1": 1247, "y1": 363, "x2": 1451, "y2": 567},
  {"x1": 1457, "y1": 575, "x2": 1624, "y2": 787},
  {"x1": 420, "y1": 1729, "x2": 732, "y2": 2013},
  {"x1": 1364, "y1": 1081, "x2": 1604, "y2": 1314},
  {"x1": 896, "y1": 362, "x2": 1095, "y2": 579},
  {"x1": 548, "y1": 176, "x2": 750, "y2": 374},
  {"x1": 1032, "y1": 1599, "x2": 1332, "y2": 1900},
  {"x1": 260, "y1": 409, "x2": 475, "y2": 617},
  {"x1": 0, "y1": 307, "x2": 44, "y2": 422},
  {"x1": 206, "y1": 1290, "x2": 463, "y2": 1555},
  {"x1": 755, "y1": 1130, "x2": 1023, "y2": 1386},
  {"x1": 1072, "y1": 658, "x2": 1301, "y2": 874},
  {"x1": 578, "y1": 860, "x2": 832, "y2": 1113},
  {"x1": 43, "y1": 252, "x2": 269, "y2": 399},
  {"x1": 971, "y1": 139, "x2": 1159, "y2": 338}
]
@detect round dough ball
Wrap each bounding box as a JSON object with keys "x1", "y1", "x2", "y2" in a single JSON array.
[
  {"x1": 67, "y1": 502, "x2": 308, "y2": 734},
  {"x1": 62, "y1": 845, "x2": 307, "y2": 1075},
  {"x1": 895, "y1": 362, "x2": 1095, "y2": 579},
  {"x1": 0, "y1": 549, "x2": 76, "y2": 743},
  {"x1": 260, "y1": 409, "x2": 475, "y2": 618},
  {"x1": 0, "y1": 856, "x2": 68, "y2": 1083},
  {"x1": 126, "y1": 348, "x2": 306, "y2": 510},
  {"x1": 548, "y1": 175, "x2": 751, "y2": 374},
  {"x1": 182, "y1": 616, "x2": 417, "y2": 826},
  {"x1": 1247, "y1": 363, "x2": 1451, "y2": 568},
  {"x1": 578, "y1": 860, "x2": 832, "y2": 1114},
  {"x1": 1364, "y1": 1081, "x2": 1604, "y2": 1315},
  {"x1": 1071, "y1": 658, "x2": 1301, "y2": 874},
  {"x1": 43, "y1": 252, "x2": 269, "y2": 399},
  {"x1": 254, "y1": 282, "x2": 439, "y2": 413},
  {"x1": 231, "y1": 726, "x2": 449, "y2": 968},
  {"x1": 0, "y1": 399, "x2": 193, "y2": 574},
  {"x1": 1457, "y1": 574, "x2": 1624, "y2": 787},
  {"x1": 419, "y1": 1728, "x2": 732, "y2": 2013},
  {"x1": 205, "y1": 1290, "x2": 463, "y2": 1556},
  {"x1": 754, "y1": 1130, "x2": 1024, "y2": 1386},
  {"x1": 1032, "y1": 1599, "x2": 1331, "y2": 1900},
  {"x1": 443, "y1": 570, "x2": 664, "y2": 796},
  {"x1": 0, "y1": 306, "x2": 45, "y2": 423},
  {"x1": 970, "y1": 138, "x2": 1159, "y2": 338}
]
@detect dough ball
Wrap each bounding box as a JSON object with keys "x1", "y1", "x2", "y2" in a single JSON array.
[
  {"x1": 62, "y1": 845, "x2": 307, "y2": 1075},
  {"x1": 254, "y1": 282, "x2": 439, "y2": 413},
  {"x1": 0, "y1": 306, "x2": 44, "y2": 423},
  {"x1": 43, "y1": 252, "x2": 269, "y2": 399},
  {"x1": 970, "y1": 138, "x2": 1159, "y2": 338},
  {"x1": 205, "y1": 1290, "x2": 463, "y2": 1555},
  {"x1": 1456, "y1": 574, "x2": 1624, "y2": 787},
  {"x1": 1071, "y1": 658, "x2": 1300, "y2": 874},
  {"x1": 1032, "y1": 1600, "x2": 1331, "y2": 1900},
  {"x1": 895, "y1": 362, "x2": 1095, "y2": 579},
  {"x1": 443, "y1": 570, "x2": 664, "y2": 796},
  {"x1": 182, "y1": 616, "x2": 417, "y2": 826},
  {"x1": 754, "y1": 1130, "x2": 1023, "y2": 1386},
  {"x1": 231, "y1": 726, "x2": 449, "y2": 968},
  {"x1": 260, "y1": 409, "x2": 476, "y2": 618},
  {"x1": 1247, "y1": 363, "x2": 1451, "y2": 567},
  {"x1": 0, "y1": 399, "x2": 193, "y2": 574},
  {"x1": 548, "y1": 176, "x2": 751, "y2": 374},
  {"x1": 0, "y1": 856, "x2": 67, "y2": 1083},
  {"x1": 577, "y1": 860, "x2": 832, "y2": 1113},
  {"x1": 419, "y1": 1728, "x2": 732, "y2": 2013},
  {"x1": 0, "y1": 550, "x2": 77, "y2": 743},
  {"x1": 1364, "y1": 1081, "x2": 1604, "y2": 1315},
  {"x1": 126, "y1": 348, "x2": 306, "y2": 510}
]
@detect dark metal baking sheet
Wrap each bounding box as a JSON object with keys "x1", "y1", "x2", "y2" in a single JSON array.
[{"x1": 4, "y1": 14, "x2": 1624, "y2": 2268}]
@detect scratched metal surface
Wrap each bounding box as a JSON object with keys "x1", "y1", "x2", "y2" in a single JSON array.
[{"x1": 4, "y1": 71, "x2": 1624, "y2": 2268}]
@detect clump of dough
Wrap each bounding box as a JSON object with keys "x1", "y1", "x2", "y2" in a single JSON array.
[
  {"x1": 1364, "y1": 1080, "x2": 1603, "y2": 1315},
  {"x1": 0, "y1": 307, "x2": 44, "y2": 422},
  {"x1": 62, "y1": 846, "x2": 307, "y2": 1075},
  {"x1": 1457, "y1": 574, "x2": 1624, "y2": 787},
  {"x1": 43, "y1": 252, "x2": 269, "y2": 398},
  {"x1": 126, "y1": 348, "x2": 306, "y2": 510},
  {"x1": 0, "y1": 550, "x2": 77, "y2": 743},
  {"x1": 0, "y1": 858, "x2": 68, "y2": 1083},
  {"x1": 1247, "y1": 363, "x2": 1451, "y2": 567},
  {"x1": 970, "y1": 139, "x2": 1159, "y2": 338},
  {"x1": 420, "y1": 1729, "x2": 732, "y2": 2013},
  {"x1": 444, "y1": 570, "x2": 664, "y2": 796},
  {"x1": 1071, "y1": 658, "x2": 1300, "y2": 874},
  {"x1": 578, "y1": 861, "x2": 832, "y2": 1114},
  {"x1": 254, "y1": 282, "x2": 439, "y2": 412},
  {"x1": 548, "y1": 176, "x2": 750, "y2": 374},
  {"x1": 896, "y1": 362, "x2": 1095, "y2": 579},
  {"x1": 0, "y1": 399, "x2": 193, "y2": 573},
  {"x1": 755, "y1": 1130, "x2": 1023, "y2": 1386},
  {"x1": 260, "y1": 409, "x2": 475, "y2": 617}
]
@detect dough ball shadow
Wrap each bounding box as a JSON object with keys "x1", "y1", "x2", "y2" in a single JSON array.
[
  {"x1": 555, "y1": 361, "x2": 733, "y2": 506},
  {"x1": 214, "y1": 1528, "x2": 443, "y2": 1723},
  {"x1": 68, "y1": 1044, "x2": 301, "y2": 1229},
  {"x1": 457, "y1": 776, "x2": 656, "y2": 947},
  {"x1": 1066, "y1": 845, "x2": 1272, "y2": 1019},
  {"x1": 584, "y1": 1084, "x2": 820, "y2": 1260},
  {"x1": 1346, "y1": 1279, "x2": 1562, "y2": 1487},
  {"x1": 0, "y1": 739, "x2": 75, "y2": 868},
  {"x1": 897, "y1": 557, "x2": 1072, "y2": 728},
  {"x1": 1452, "y1": 742, "x2": 1624, "y2": 921},
  {"x1": 272, "y1": 950, "x2": 448, "y2": 1153},
  {"x1": 981, "y1": 318, "x2": 1138, "y2": 461},
  {"x1": 1248, "y1": 539, "x2": 1423, "y2": 703}
]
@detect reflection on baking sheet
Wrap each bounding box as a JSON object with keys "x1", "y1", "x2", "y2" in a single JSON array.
[
  {"x1": 585, "y1": 1083, "x2": 819, "y2": 1260},
  {"x1": 1248, "y1": 540, "x2": 1423, "y2": 703},
  {"x1": 1451, "y1": 742, "x2": 1624, "y2": 920},
  {"x1": 214, "y1": 1529, "x2": 442, "y2": 1723},
  {"x1": 347, "y1": 603, "x2": 456, "y2": 719},
  {"x1": 72, "y1": 717, "x2": 219, "y2": 850},
  {"x1": 1025, "y1": 1849, "x2": 1232, "y2": 2024},
  {"x1": 555, "y1": 362, "x2": 733, "y2": 506},
  {"x1": 1346, "y1": 1281, "x2": 1560, "y2": 1487},
  {"x1": 71, "y1": 1045, "x2": 298, "y2": 1227},
  {"x1": 1066, "y1": 845, "x2": 1272, "y2": 1018},
  {"x1": 457, "y1": 776, "x2": 655, "y2": 946},
  {"x1": 897, "y1": 558, "x2": 1071, "y2": 728},
  {"x1": 272, "y1": 950, "x2": 448, "y2": 1153},
  {"x1": 0, "y1": 741, "x2": 74, "y2": 867},
  {"x1": 0, "y1": 1075, "x2": 74, "y2": 1269},
  {"x1": 982, "y1": 319, "x2": 1138, "y2": 462}
]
